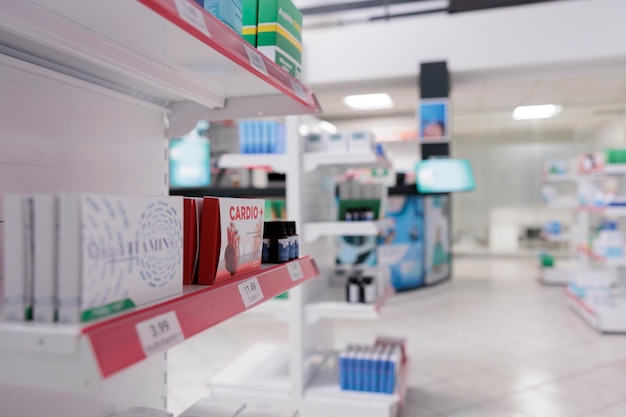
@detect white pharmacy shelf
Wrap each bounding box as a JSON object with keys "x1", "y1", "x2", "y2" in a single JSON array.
[
  {"x1": 578, "y1": 206, "x2": 626, "y2": 217},
  {"x1": 305, "y1": 285, "x2": 393, "y2": 324},
  {"x1": 543, "y1": 201, "x2": 578, "y2": 210},
  {"x1": 211, "y1": 342, "x2": 292, "y2": 400},
  {"x1": 0, "y1": 0, "x2": 320, "y2": 137},
  {"x1": 218, "y1": 154, "x2": 288, "y2": 174},
  {"x1": 540, "y1": 266, "x2": 572, "y2": 286},
  {"x1": 583, "y1": 165, "x2": 626, "y2": 178},
  {"x1": 577, "y1": 246, "x2": 626, "y2": 267},
  {"x1": 565, "y1": 288, "x2": 626, "y2": 333},
  {"x1": 304, "y1": 220, "x2": 393, "y2": 243},
  {"x1": 303, "y1": 152, "x2": 390, "y2": 173},
  {"x1": 0, "y1": 258, "x2": 318, "y2": 394},
  {"x1": 542, "y1": 174, "x2": 579, "y2": 182},
  {"x1": 304, "y1": 352, "x2": 405, "y2": 417},
  {"x1": 542, "y1": 233, "x2": 570, "y2": 243}
]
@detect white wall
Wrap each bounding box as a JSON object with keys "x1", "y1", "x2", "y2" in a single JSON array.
[
  {"x1": 303, "y1": 0, "x2": 626, "y2": 85},
  {"x1": 452, "y1": 118, "x2": 626, "y2": 241}
]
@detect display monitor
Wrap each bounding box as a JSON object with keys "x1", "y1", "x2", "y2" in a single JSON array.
[
  {"x1": 415, "y1": 158, "x2": 476, "y2": 193},
  {"x1": 169, "y1": 121, "x2": 211, "y2": 188}
]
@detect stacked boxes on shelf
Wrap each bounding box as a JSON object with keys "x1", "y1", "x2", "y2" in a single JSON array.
[
  {"x1": 339, "y1": 337, "x2": 406, "y2": 394},
  {"x1": 238, "y1": 120, "x2": 286, "y2": 154},
  {"x1": 305, "y1": 130, "x2": 375, "y2": 154},
  {"x1": 3, "y1": 194, "x2": 292, "y2": 323},
  {"x1": 257, "y1": 0, "x2": 303, "y2": 78},
  {"x1": 197, "y1": 0, "x2": 244, "y2": 34}
]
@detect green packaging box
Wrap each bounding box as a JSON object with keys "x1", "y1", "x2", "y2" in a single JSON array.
[
  {"x1": 243, "y1": 0, "x2": 258, "y2": 46},
  {"x1": 257, "y1": 0, "x2": 302, "y2": 79}
]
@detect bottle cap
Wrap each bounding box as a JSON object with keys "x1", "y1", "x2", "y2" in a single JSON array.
[{"x1": 264, "y1": 221, "x2": 287, "y2": 237}]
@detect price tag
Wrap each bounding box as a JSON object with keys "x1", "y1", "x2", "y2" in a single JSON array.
[
  {"x1": 244, "y1": 44, "x2": 268, "y2": 76},
  {"x1": 136, "y1": 311, "x2": 184, "y2": 357},
  {"x1": 173, "y1": 0, "x2": 211, "y2": 38},
  {"x1": 287, "y1": 261, "x2": 304, "y2": 281},
  {"x1": 291, "y1": 80, "x2": 307, "y2": 101},
  {"x1": 238, "y1": 277, "x2": 264, "y2": 308}
]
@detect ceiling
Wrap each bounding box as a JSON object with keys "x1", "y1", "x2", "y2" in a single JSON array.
[{"x1": 311, "y1": 62, "x2": 626, "y2": 135}]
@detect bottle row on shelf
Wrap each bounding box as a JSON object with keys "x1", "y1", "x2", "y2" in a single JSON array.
[{"x1": 339, "y1": 337, "x2": 407, "y2": 394}]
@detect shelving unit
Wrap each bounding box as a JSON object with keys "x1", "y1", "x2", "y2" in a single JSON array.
[
  {"x1": 305, "y1": 284, "x2": 393, "y2": 324},
  {"x1": 0, "y1": 1, "x2": 322, "y2": 415},
  {"x1": 303, "y1": 351, "x2": 406, "y2": 417},
  {"x1": 210, "y1": 119, "x2": 403, "y2": 417},
  {"x1": 565, "y1": 287, "x2": 626, "y2": 333},
  {"x1": 543, "y1": 166, "x2": 626, "y2": 332},
  {"x1": 218, "y1": 153, "x2": 289, "y2": 174},
  {"x1": 303, "y1": 220, "x2": 393, "y2": 243},
  {"x1": 303, "y1": 151, "x2": 390, "y2": 173}
]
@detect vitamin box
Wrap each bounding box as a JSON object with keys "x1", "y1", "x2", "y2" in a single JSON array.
[
  {"x1": 58, "y1": 194, "x2": 183, "y2": 323},
  {"x1": 2, "y1": 195, "x2": 34, "y2": 321},
  {"x1": 198, "y1": 197, "x2": 264, "y2": 285}
]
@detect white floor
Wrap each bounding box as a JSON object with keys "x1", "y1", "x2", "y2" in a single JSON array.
[{"x1": 168, "y1": 257, "x2": 626, "y2": 417}]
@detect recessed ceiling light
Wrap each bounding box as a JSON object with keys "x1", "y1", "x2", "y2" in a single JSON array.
[
  {"x1": 513, "y1": 104, "x2": 562, "y2": 120},
  {"x1": 343, "y1": 93, "x2": 394, "y2": 111}
]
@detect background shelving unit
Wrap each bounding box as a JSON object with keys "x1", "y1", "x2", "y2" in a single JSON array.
[
  {"x1": 563, "y1": 168, "x2": 626, "y2": 332},
  {"x1": 210, "y1": 121, "x2": 402, "y2": 417},
  {"x1": 0, "y1": 1, "x2": 321, "y2": 415}
]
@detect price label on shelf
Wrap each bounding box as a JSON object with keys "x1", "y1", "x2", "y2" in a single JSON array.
[
  {"x1": 244, "y1": 44, "x2": 268, "y2": 76},
  {"x1": 291, "y1": 80, "x2": 307, "y2": 101},
  {"x1": 238, "y1": 277, "x2": 264, "y2": 308},
  {"x1": 287, "y1": 261, "x2": 304, "y2": 281},
  {"x1": 173, "y1": 0, "x2": 211, "y2": 38},
  {"x1": 136, "y1": 311, "x2": 184, "y2": 357}
]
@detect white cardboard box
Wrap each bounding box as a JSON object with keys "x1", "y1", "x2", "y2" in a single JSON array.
[
  {"x1": 2, "y1": 195, "x2": 34, "y2": 321},
  {"x1": 33, "y1": 194, "x2": 57, "y2": 322},
  {"x1": 347, "y1": 130, "x2": 374, "y2": 154},
  {"x1": 324, "y1": 132, "x2": 348, "y2": 153},
  {"x1": 58, "y1": 194, "x2": 183, "y2": 323}
]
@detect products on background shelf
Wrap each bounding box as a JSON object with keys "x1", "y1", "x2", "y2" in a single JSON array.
[
  {"x1": 304, "y1": 130, "x2": 375, "y2": 154},
  {"x1": 262, "y1": 220, "x2": 299, "y2": 263},
  {"x1": 3, "y1": 194, "x2": 185, "y2": 323},
  {"x1": 238, "y1": 120, "x2": 286, "y2": 154},
  {"x1": 198, "y1": 197, "x2": 265, "y2": 284},
  {"x1": 197, "y1": 0, "x2": 243, "y2": 34},
  {"x1": 605, "y1": 148, "x2": 626, "y2": 164},
  {"x1": 591, "y1": 220, "x2": 624, "y2": 259},
  {"x1": 569, "y1": 268, "x2": 616, "y2": 309},
  {"x1": 544, "y1": 158, "x2": 568, "y2": 175},
  {"x1": 257, "y1": 0, "x2": 303, "y2": 79},
  {"x1": 339, "y1": 337, "x2": 406, "y2": 394},
  {"x1": 345, "y1": 270, "x2": 377, "y2": 304}
]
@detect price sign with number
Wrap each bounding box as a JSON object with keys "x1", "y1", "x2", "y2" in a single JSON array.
[
  {"x1": 136, "y1": 311, "x2": 184, "y2": 357},
  {"x1": 291, "y1": 80, "x2": 307, "y2": 101},
  {"x1": 173, "y1": 0, "x2": 211, "y2": 38},
  {"x1": 244, "y1": 44, "x2": 268, "y2": 76},
  {"x1": 238, "y1": 277, "x2": 264, "y2": 308},
  {"x1": 287, "y1": 261, "x2": 304, "y2": 281}
]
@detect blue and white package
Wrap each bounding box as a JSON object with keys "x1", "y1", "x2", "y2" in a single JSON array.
[
  {"x1": 378, "y1": 196, "x2": 425, "y2": 290},
  {"x1": 339, "y1": 347, "x2": 350, "y2": 390}
]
